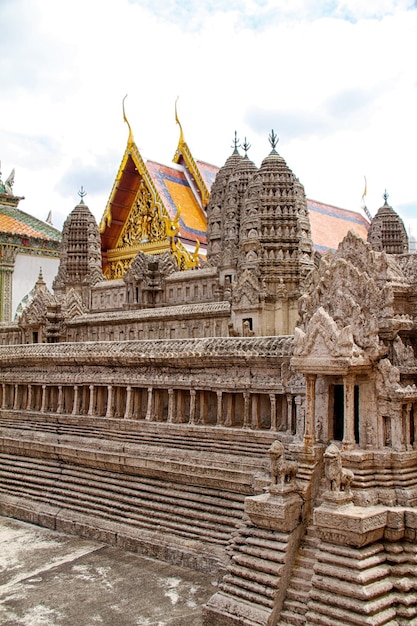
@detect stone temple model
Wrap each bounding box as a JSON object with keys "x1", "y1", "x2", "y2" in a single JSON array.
[{"x1": 0, "y1": 119, "x2": 417, "y2": 625}]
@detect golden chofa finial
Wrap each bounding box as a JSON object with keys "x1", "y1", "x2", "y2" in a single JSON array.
[
  {"x1": 175, "y1": 96, "x2": 184, "y2": 147},
  {"x1": 122, "y1": 94, "x2": 134, "y2": 146}
]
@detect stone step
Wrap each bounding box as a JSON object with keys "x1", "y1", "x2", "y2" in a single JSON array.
[
  {"x1": 278, "y1": 608, "x2": 307, "y2": 626},
  {"x1": 219, "y1": 581, "x2": 274, "y2": 609},
  {"x1": 235, "y1": 542, "x2": 288, "y2": 563},
  {"x1": 227, "y1": 563, "x2": 279, "y2": 589},
  {"x1": 286, "y1": 580, "x2": 310, "y2": 602},
  {"x1": 232, "y1": 552, "x2": 284, "y2": 576}
]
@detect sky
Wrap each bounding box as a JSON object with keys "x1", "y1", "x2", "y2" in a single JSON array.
[{"x1": 1, "y1": 0, "x2": 417, "y2": 238}]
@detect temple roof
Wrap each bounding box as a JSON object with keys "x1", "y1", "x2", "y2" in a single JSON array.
[
  {"x1": 0, "y1": 204, "x2": 61, "y2": 242},
  {"x1": 146, "y1": 160, "x2": 207, "y2": 246},
  {"x1": 307, "y1": 198, "x2": 369, "y2": 253}
]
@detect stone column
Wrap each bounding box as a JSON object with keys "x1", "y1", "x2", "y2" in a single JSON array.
[
  {"x1": 145, "y1": 387, "x2": 153, "y2": 421},
  {"x1": 40, "y1": 385, "x2": 47, "y2": 413},
  {"x1": 269, "y1": 393, "x2": 277, "y2": 431},
  {"x1": 304, "y1": 374, "x2": 316, "y2": 447},
  {"x1": 13, "y1": 384, "x2": 19, "y2": 410},
  {"x1": 124, "y1": 386, "x2": 132, "y2": 419},
  {"x1": 72, "y1": 385, "x2": 79, "y2": 415},
  {"x1": 167, "y1": 388, "x2": 174, "y2": 423},
  {"x1": 189, "y1": 389, "x2": 196, "y2": 424},
  {"x1": 216, "y1": 391, "x2": 223, "y2": 426},
  {"x1": 405, "y1": 403, "x2": 412, "y2": 450},
  {"x1": 413, "y1": 404, "x2": 417, "y2": 450},
  {"x1": 88, "y1": 385, "x2": 95, "y2": 417},
  {"x1": 0, "y1": 244, "x2": 17, "y2": 323},
  {"x1": 343, "y1": 375, "x2": 355, "y2": 450},
  {"x1": 243, "y1": 391, "x2": 250, "y2": 428},
  {"x1": 294, "y1": 395, "x2": 303, "y2": 439},
  {"x1": 251, "y1": 393, "x2": 259, "y2": 430},
  {"x1": 57, "y1": 386, "x2": 63, "y2": 414},
  {"x1": 105, "y1": 385, "x2": 112, "y2": 418},
  {"x1": 26, "y1": 384, "x2": 32, "y2": 411},
  {"x1": 286, "y1": 394, "x2": 293, "y2": 433},
  {"x1": 1, "y1": 383, "x2": 6, "y2": 409}
]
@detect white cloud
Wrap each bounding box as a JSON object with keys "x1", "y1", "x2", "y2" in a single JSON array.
[{"x1": 0, "y1": 0, "x2": 416, "y2": 235}]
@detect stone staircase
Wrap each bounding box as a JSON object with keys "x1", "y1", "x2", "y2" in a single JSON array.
[
  {"x1": 278, "y1": 526, "x2": 320, "y2": 626},
  {"x1": 204, "y1": 522, "x2": 295, "y2": 625},
  {"x1": 0, "y1": 410, "x2": 281, "y2": 573},
  {"x1": 0, "y1": 451, "x2": 245, "y2": 572}
]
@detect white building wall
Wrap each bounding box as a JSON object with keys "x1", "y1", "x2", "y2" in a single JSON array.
[{"x1": 12, "y1": 253, "x2": 60, "y2": 319}]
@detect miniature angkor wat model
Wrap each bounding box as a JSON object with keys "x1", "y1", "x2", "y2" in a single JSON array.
[{"x1": 0, "y1": 132, "x2": 415, "y2": 625}]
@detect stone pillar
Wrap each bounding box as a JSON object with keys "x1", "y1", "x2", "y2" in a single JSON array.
[
  {"x1": 124, "y1": 386, "x2": 132, "y2": 419},
  {"x1": 57, "y1": 386, "x2": 63, "y2": 414},
  {"x1": 304, "y1": 374, "x2": 316, "y2": 447},
  {"x1": 40, "y1": 385, "x2": 46, "y2": 413},
  {"x1": 189, "y1": 389, "x2": 196, "y2": 424},
  {"x1": 343, "y1": 375, "x2": 355, "y2": 450},
  {"x1": 243, "y1": 392, "x2": 251, "y2": 428},
  {"x1": 88, "y1": 385, "x2": 95, "y2": 417},
  {"x1": 216, "y1": 391, "x2": 223, "y2": 426},
  {"x1": 167, "y1": 388, "x2": 174, "y2": 423},
  {"x1": 13, "y1": 384, "x2": 19, "y2": 410},
  {"x1": 294, "y1": 395, "x2": 304, "y2": 440},
  {"x1": 251, "y1": 393, "x2": 259, "y2": 429},
  {"x1": 145, "y1": 387, "x2": 153, "y2": 421},
  {"x1": 26, "y1": 384, "x2": 32, "y2": 410},
  {"x1": 269, "y1": 393, "x2": 277, "y2": 431},
  {"x1": 105, "y1": 385, "x2": 112, "y2": 418},
  {"x1": 413, "y1": 404, "x2": 417, "y2": 450},
  {"x1": 0, "y1": 244, "x2": 17, "y2": 323},
  {"x1": 72, "y1": 385, "x2": 79, "y2": 415},
  {"x1": 405, "y1": 403, "x2": 412, "y2": 450},
  {"x1": 1, "y1": 383, "x2": 6, "y2": 409},
  {"x1": 286, "y1": 394, "x2": 293, "y2": 433}
]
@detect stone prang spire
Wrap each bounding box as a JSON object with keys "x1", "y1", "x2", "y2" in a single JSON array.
[
  {"x1": 206, "y1": 133, "x2": 244, "y2": 265},
  {"x1": 367, "y1": 191, "x2": 409, "y2": 254},
  {"x1": 53, "y1": 188, "x2": 104, "y2": 298},
  {"x1": 239, "y1": 131, "x2": 314, "y2": 293}
]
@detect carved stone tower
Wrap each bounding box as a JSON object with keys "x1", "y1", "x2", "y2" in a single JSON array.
[
  {"x1": 234, "y1": 132, "x2": 314, "y2": 335},
  {"x1": 367, "y1": 191, "x2": 409, "y2": 254},
  {"x1": 206, "y1": 138, "x2": 243, "y2": 266},
  {"x1": 217, "y1": 145, "x2": 258, "y2": 288},
  {"x1": 53, "y1": 191, "x2": 103, "y2": 303}
]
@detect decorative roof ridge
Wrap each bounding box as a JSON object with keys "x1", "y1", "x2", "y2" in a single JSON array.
[
  {"x1": 172, "y1": 98, "x2": 210, "y2": 207},
  {"x1": 0, "y1": 204, "x2": 62, "y2": 239}
]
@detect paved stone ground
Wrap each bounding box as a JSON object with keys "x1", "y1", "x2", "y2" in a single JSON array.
[{"x1": 0, "y1": 516, "x2": 218, "y2": 626}]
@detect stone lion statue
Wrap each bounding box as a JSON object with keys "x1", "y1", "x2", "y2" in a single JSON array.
[
  {"x1": 268, "y1": 440, "x2": 298, "y2": 488},
  {"x1": 323, "y1": 443, "x2": 354, "y2": 495}
]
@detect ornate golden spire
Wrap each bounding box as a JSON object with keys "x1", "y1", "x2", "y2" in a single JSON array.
[
  {"x1": 122, "y1": 94, "x2": 134, "y2": 146},
  {"x1": 173, "y1": 98, "x2": 210, "y2": 207},
  {"x1": 175, "y1": 96, "x2": 184, "y2": 147}
]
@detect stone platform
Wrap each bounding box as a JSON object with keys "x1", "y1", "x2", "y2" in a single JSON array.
[{"x1": 0, "y1": 516, "x2": 216, "y2": 626}]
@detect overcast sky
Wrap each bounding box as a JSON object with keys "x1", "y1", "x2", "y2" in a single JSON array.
[{"x1": 1, "y1": 0, "x2": 416, "y2": 238}]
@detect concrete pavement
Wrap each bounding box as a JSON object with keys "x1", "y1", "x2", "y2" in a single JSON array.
[{"x1": 0, "y1": 516, "x2": 218, "y2": 625}]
